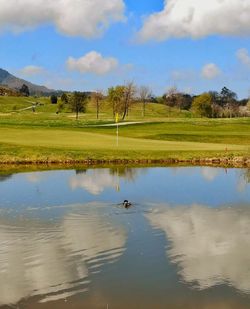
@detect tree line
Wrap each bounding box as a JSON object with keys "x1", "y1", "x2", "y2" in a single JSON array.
[
  {"x1": 163, "y1": 86, "x2": 249, "y2": 118},
  {"x1": 21, "y1": 81, "x2": 250, "y2": 119}
]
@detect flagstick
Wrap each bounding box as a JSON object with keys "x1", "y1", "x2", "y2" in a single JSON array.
[
  {"x1": 115, "y1": 113, "x2": 119, "y2": 147},
  {"x1": 116, "y1": 122, "x2": 119, "y2": 147}
]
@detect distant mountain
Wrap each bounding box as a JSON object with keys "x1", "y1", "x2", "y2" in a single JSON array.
[{"x1": 0, "y1": 68, "x2": 54, "y2": 95}]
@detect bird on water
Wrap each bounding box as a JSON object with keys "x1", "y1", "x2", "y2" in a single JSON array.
[{"x1": 123, "y1": 200, "x2": 132, "y2": 208}]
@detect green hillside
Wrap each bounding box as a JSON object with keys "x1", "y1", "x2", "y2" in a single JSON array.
[{"x1": 0, "y1": 96, "x2": 249, "y2": 164}]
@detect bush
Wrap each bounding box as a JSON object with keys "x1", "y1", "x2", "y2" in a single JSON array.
[
  {"x1": 192, "y1": 93, "x2": 212, "y2": 118},
  {"x1": 50, "y1": 95, "x2": 58, "y2": 104}
]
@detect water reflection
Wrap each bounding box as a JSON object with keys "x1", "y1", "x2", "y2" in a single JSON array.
[
  {"x1": 0, "y1": 167, "x2": 250, "y2": 308},
  {"x1": 0, "y1": 174, "x2": 12, "y2": 182},
  {"x1": 238, "y1": 169, "x2": 250, "y2": 192},
  {"x1": 0, "y1": 204, "x2": 126, "y2": 305},
  {"x1": 243, "y1": 169, "x2": 250, "y2": 183},
  {"x1": 26, "y1": 173, "x2": 45, "y2": 184},
  {"x1": 69, "y1": 168, "x2": 147, "y2": 195},
  {"x1": 70, "y1": 169, "x2": 120, "y2": 195},
  {"x1": 146, "y1": 205, "x2": 250, "y2": 293},
  {"x1": 200, "y1": 167, "x2": 219, "y2": 181}
]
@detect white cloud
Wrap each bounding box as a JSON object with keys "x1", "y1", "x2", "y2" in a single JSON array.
[
  {"x1": 236, "y1": 48, "x2": 250, "y2": 67},
  {"x1": 138, "y1": 0, "x2": 250, "y2": 42},
  {"x1": 67, "y1": 51, "x2": 118, "y2": 75},
  {"x1": 201, "y1": 63, "x2": 221, "y2": 80},
  {"x1": 19, "y1": 65, "x2": 45, "y2": 77},
  {"x1": 0, "y1": 0, "x2": 125, "y2": 38}
]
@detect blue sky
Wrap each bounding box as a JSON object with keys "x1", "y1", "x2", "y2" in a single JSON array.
[{"x1": 1, "y1": 0, "x2": 250, "y2": 98}]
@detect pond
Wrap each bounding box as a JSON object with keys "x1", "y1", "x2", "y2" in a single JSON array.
[{"x1": 0, "y1": 166, "x2": 250, "y2": 309}]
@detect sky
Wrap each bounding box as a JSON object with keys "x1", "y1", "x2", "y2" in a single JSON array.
[{"x1": 1, "y1": 0, "x2": 250, "y2": 98}]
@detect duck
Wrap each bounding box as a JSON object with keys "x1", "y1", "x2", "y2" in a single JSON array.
[{"x1": 123, "y1": 200, "x2": 132, "y2": 208}]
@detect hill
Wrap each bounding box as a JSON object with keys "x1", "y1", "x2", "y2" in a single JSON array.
[{"x1": 0, "y1": 68, "x2": 54, "y2": 95}]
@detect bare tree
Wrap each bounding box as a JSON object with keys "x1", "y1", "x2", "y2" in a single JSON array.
[
  {"x1": 122, "y1": 81, "x2": 136, "y2": 120},
  {"x1": 139, "y1": 86, "x2": 151, "y2": 117},
  {"x1": 92, "y1": 90, "x2": 103, "y2": 119},
  {"x1": 163, "y1": 86, "x2": 178, "y2": 115}
]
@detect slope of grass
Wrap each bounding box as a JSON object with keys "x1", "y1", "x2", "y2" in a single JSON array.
[
  {"x1": 0, "y1": 96, "x2": 249, "y2": 164},
  {"x1": 0, "y1": 96, "x2": 191, "y2": 121}
]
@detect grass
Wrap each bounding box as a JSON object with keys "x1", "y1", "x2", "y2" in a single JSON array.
[
  {"x1": 85, "y1": 118, "x2": 250, "y2": 145},
  {"x1": 0, "y1": 96, "x2": 249, "y2": 164}
]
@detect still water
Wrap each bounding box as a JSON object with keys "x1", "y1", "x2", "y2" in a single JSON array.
[{"x1": 0, "y1": 167, "x2": 250, "y2": 308}]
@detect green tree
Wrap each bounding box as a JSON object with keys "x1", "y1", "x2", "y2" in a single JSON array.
[
  {"x1": 192, "y1": 93, "x2": 212, "y2": 117},
  {"x1": 70, "y1": 92, "x2": 88, "y2": 120},
  {"x1": 220, "y1": 87, "x2": 238, "y2": 117},
  {"x1": 220, "y1": 87, "x2": 237, "y2": 105},
  {"x1": 107, "y1": 82, "x2": 136, "y2": 120},
  {"x1": 61, "y1": 93, "x2": 68, "y2": 104},
  {"x1": 178, "y1": 94, "x2": 193, "y2": 110},
  {"x1": 107, "y1": 86, "x2": 125, "y2": 118},
  {"x1": 208, "y1": 91, "x2": 222, "y2": 118},
  {"x1": 163, "y1": 86, "x2": 179, "y2": 116},
  {"x1": 50, "y1": 94, "x2": 58, "y2": 104},
  {"x1": 56, "y1": 101, "x2": 64, "y2": 114},
  {"x1": 208, "y1": 91, "x2": 220, "y2": 104},
  {"x1": 19, "y1": 84, "x2": 30, "y2": 97}
]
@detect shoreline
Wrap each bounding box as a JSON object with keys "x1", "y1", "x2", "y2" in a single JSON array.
[{"x1": 0, "y1": 156, "x2": 249, "y2": 171}]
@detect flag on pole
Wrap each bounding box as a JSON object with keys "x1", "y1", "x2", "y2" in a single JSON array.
[
  {"x1": 115, "y1": 113, "x2": 119, "y2": 146},
  {"x1": 115, "y1": 113, "x2": 119, "y2": 123}
]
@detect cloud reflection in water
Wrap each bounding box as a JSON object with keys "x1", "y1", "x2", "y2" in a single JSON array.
[
  {"x1": 69, "y1": 168, "x2": 147, "y2": 195},
  {"x1": 146, "y1": 205, "x2": 250, "y2": 293},
  {"x1": 0, "y1": 204, "x2": 126, "y2": 305},
  {"x1": 70, "y1": 169, "x2": 119, "y2": 195}
]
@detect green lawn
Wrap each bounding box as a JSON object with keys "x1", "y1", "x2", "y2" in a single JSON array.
[
  {"x1": 86, "y1": 118, "x2": 250, "y2": 145},
  {"x1": 0, "y1": 96, "x2": 249, "y2": 163}
]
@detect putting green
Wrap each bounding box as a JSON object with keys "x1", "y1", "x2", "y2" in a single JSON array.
[{"x1": 0, "y1": 127, "x2": 245, "y2": 152}]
